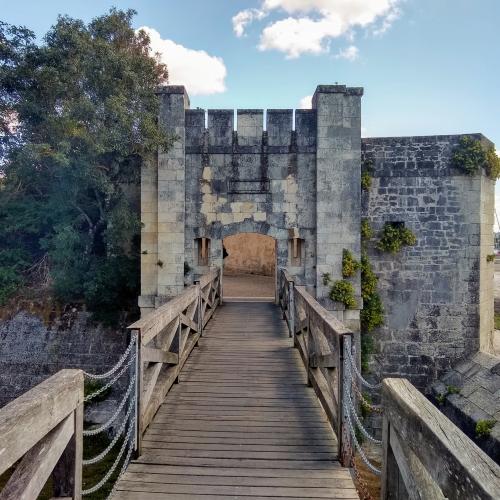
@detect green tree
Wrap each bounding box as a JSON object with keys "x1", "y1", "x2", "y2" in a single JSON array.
[{"x1": 0, "y1": 9, "x2": 170, "y2": 323}]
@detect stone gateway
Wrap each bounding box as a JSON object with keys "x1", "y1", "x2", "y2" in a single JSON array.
[{"x1": 140, "y1": 84, "x2": 495, "y2": 389}]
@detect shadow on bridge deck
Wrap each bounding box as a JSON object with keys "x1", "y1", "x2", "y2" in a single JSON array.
[{"x1": 114, "y1": 302, "x2": 358, "y2": 499}]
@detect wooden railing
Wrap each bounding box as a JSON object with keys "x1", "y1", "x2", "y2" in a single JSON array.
[
  {"x1": 128, "y1": 268, "x2": 222, "y2": 453},
  {"x1": 278, "y1": 268, "x2": 352, "y2": 465},
  {"x1": 381, "y1": 378, "x2": 500, "y2": 500},
  {"x1": 0, "y1": 370, "x2": 84, "y2": 499}
]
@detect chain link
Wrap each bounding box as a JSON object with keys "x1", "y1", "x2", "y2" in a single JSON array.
[
  {"x1": 81, "y1": 417, "x2": 135, "y2": 496},
  {"x1": 107, "y1": 430, "x2": 135, "y2": 499},
  {"x1": 351, "y1": 380, "x2": 384, "y2": 414},
  {"x1": 346, "y1": 344, "x2": 382, "y2": 390},
  {"x1": 83, "y1": 400, "x2": 135, "y2": 465},
  {"x1": 84, "y1": 352, "x2": 135, "y2": 403},
  {"x1": 345, "y1": 381, "x2": 382, "y2": 445},
  {"x1": 83, "y1": 373, "x2": 136, "y2": 436},
  {"x1": 83, "y1": 335, "x2": 136, "y2": 380},
  {"x1": 344, "y1": 395, "x2": 382, "y2": 476}
]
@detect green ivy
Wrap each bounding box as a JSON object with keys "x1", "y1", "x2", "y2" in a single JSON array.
[
  {"x1": 361, "y1": 293, "x2": 384, "y2": 332},
  {"x1": 476, "y1": 419, "x2": 495, "y2": 438},
  {"x1": 361, "y1": 171, "x2": 372, "y2": 191},
  {"x1": 360, "y1": 254, "x2": 378, "y2": 300},
  {"x1": 377, "y1": 223, "x2": 417, "y2": 253},
  {"x1": 322, "y1": 272, "x2": 332, "y2": 286},
  {"x1": 342, "y1": 249, "x2": 360, "y2": 278},
  {"x1": 361, "y1": 220, "x2": 373, "y2": 240},
  {"x1": 452, "y1": 136, "x2": 500, "y2": 179},
  {"x1": 329, "y1": 280, "x2": 357, "y2": 309}
]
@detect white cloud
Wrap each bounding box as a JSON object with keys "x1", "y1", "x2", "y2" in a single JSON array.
[
  {"x1": 139, "y1": 26, "x2": 227, "y2": 96},
  {"x1": 298, "y1": 95, "x2": 313, "y2": 108},
  {"x1": 234, "y1": 0, "x2": 401, "y2": 58},
  {"x1": 335, "y1": 45, "x2": 359, "y2": 61},
  {"x1": 233, "y1": 8, "x2": 267, "y2": 37}
]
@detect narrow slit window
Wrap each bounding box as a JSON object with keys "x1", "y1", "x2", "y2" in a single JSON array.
[
  {"x1": 196, "y1": 237, "x2": 210, "y2": 266},
  {"x1": 289, "y1": 238, "x2": 304, "y2": 267}
]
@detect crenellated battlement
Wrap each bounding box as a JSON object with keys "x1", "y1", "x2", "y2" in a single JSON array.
[{"x1": 184, "y1": 107, "x2": 317, "y2": 152}]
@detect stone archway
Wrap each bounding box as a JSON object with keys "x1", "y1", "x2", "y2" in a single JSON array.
[{"x1": 222, "y1": 233, "x2": 276, "y2": 301}]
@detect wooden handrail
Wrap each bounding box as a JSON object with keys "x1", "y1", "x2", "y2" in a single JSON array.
[
  {"x1": 128, "y1": 268, "x2": 222, "y2": 453},
  {"x1": 0, "y1": 369, "x2": 84, "y2": 499},
  {"x1": 277, "y1": 268, "x2": 353, "y2": 466},
  {"x1": 381, "y1": 378, "x2": 500, "y2": 500}
]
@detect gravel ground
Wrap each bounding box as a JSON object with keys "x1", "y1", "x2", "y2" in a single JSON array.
[{"x1": 223, "y1": 273, "x2": 275, "y2": 299}]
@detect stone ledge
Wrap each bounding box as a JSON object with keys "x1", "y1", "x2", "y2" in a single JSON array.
[{"x1": 430, "y1": 351, "x2": 500, "y2": 463}]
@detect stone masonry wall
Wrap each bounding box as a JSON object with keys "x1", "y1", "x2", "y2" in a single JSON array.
[
  {"x1": 183, "y1": 107, "x2": 317, "y2": 291},
  {"x1": 0, "y1": 310, "x2": 127, "y2": 408},
  {"x1": 362, "y1": 134, "x2": 495, "y2": 390}
]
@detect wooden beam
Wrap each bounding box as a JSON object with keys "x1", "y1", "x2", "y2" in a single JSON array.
[
  {"x1": 388, "y1": 425, "x2": 444, "y2": 500},
  {"x1": 383, "y1": 378, "x2": 500, "y2": 499},
  {"x1": 309, "y1": 353, "x2": 337, "y2": 368},
  {"x1": 52, "y1": 403, "x2": 83, "y2": 499},
  {"x1": 0, "y1": 413, "x2": 73, "y2": 500},
  {"x1": 0, "y1": 370, "x2": 83, "y2": 476},
  {"x1": 142, "y1": 347, "x2": 178, "y2": 365}
]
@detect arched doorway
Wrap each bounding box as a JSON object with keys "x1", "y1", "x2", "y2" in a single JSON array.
[{"x1": 222, "y1": 233, "x2": 276, "y2": 301}]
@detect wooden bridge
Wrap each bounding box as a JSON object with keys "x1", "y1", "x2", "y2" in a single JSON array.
[{"x1": 1, "y1": 268, "x2": 499, "y2": 499}]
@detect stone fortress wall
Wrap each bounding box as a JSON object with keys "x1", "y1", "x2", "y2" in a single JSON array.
[{"x1": 140, "y1": 84, "x2": 495, "y2": 390}]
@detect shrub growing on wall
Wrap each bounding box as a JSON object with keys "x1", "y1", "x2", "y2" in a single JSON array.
[
  {"x1": 342, "y1": 249, "x2": 360, "y2": 278},
  {"x1": 377, "y1": 223, "x2": 416, "y2": 253},
  {"x1": 452, "y1": 136, "x2": 500, "y2": 179},
  {"x1": 329, "y1": 280, "x2": 357, "y2": 309}
]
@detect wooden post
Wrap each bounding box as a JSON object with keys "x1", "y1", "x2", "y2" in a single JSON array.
[
  {"x1": 194, "y1": 280, "x2": 202, "y2": 338},
  {"x1": 306, "y1": 304, "x2": 312, "y2": 387},
  {"x1": 288, "y1": 278, "x2": 294, "y2": 339},
  {"x1": 51, "y1": 405, "x2": 83, "y2": 499},
  {"x1": 381, "y1": 414, "x2": 390, "y2": 499},
  {"x1": 134, "y1": 329, "x2": 143, "y2": 456},
  {"x1": 338, "y1": 335, "x2": 353, "y2": 467},
  {"x1": 218, "y1": 268, "x2": 223, "y2": 306}
]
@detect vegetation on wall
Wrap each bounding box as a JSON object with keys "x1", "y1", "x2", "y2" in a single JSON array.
[
  {"x1": 342, "y1": 249, "x2": 360, "y2": 278},
  {"x1": 361, "y1": 171, "x2": 372, "y2": 191},
  {"x1": 361, "y1": 219, "x2": 373, "y2": 240},
  {"x1": 475, "y1": 419, "x2": 495, "y2": 438},
  {"x1": 329, "y1": 279, "x2": 357, "y2": 309},
  {"x1": 0, "y1": 10, "x2": 170, "y2": 324},
  {"x1": 361, "y1": 159, "x2": 373, "y2": 191},
  {"x1": 452, "y1": 136, "x2": 500, "y2": 179},
  {"x1": 377, "y1": 223, "x2": 417, "y2": 253}
]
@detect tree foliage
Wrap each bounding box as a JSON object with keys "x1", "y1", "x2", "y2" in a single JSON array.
[{"x1": 0, "y1": 9, "x2": 169, "y2": 323}]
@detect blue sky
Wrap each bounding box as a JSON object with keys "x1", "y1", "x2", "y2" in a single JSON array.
[{"x1": 3, "y1": 0, "x2": 500, "y2": 224}]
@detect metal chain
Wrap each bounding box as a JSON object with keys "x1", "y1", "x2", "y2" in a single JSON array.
[
  {"x1": 83, "y1": 336, "x2": 136, "y2": 380},
  {"x1": 83, "y1": 373, "x2": 136, "y2": 436},
  {"x1": 351, "y1": 380, "x2": 384, "y2": 414},
  {"x1": 82, "y1": 417, "x2": 135, "y2": 496},
  {"x1": 83, "y1": 400, "x2": 134, "y2": 465},
  {"x1": 84, "y1": 352, "x2": 135, "y2": 403},
  {"x1": 345, "y1": 382, "x2": 382, "y2": 445},
  {"x1": 344, "y1": 396, "x2": 381, "y2": 476},
  {"x1": 106, "y1": 429, "x2": 136, "y2": 499},
  {"x1": 346, "y1": 345, "x2": 382, "y2": 390}
]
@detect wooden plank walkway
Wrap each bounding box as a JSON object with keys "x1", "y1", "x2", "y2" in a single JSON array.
[{"x1": 115, "y1": 302, "x2": 359, "y2": 499}]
